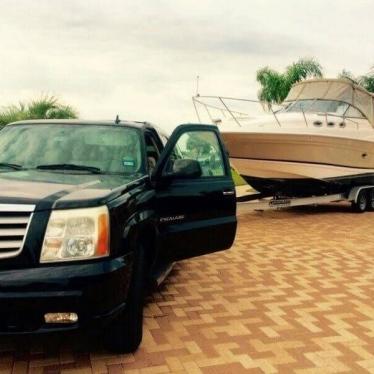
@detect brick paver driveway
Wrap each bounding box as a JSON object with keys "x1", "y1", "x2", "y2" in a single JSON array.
[{"x1": 2, "y1": 203, "x2": 374, "y2": 373}]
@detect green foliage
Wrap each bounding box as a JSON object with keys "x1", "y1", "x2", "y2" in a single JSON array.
[
  {"x1": 256, "y1": 68, "x2": 287, "y2": 106},
  {"x1": 358, "y1": 75, "x2": 374, "y2": 93},
  {"x1": 186, "y1": 133, "x2": 211, "y2": 156},
  {"x1": 257, "y1": 59, "x2": 374, "y2": 106},
  {"x1": 0, "y1": 96, "x2": 78, "y2": 128},
  {"x1": 337, "y1": 69, "x2": 357, "y2": 83},
  {"x1": 256, "y1": 58, "x2": 323, "y2": 106},
  {"x1": 338, "y1": 68, "x2": 374, "y2": 93}
]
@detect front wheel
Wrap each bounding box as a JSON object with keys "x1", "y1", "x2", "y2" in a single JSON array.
[
  {"x1": 104, "y1": 244, "x2": 147, "y2": 353},
  {"x1": 351, "y1": 190, "x2": 368, "y2": 213}
]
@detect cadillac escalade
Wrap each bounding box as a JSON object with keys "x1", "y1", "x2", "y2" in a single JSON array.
[{"x1": 0, "y1": 119, "x2": 237, "y2": 352}]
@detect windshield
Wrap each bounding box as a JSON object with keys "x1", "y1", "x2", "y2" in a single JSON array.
[
  {"x1": 0, "y1": 124, "x2": 144, "y2": 174},
  {"x1": 284, "y1": 99, "x2": 364, "y2": 118}
]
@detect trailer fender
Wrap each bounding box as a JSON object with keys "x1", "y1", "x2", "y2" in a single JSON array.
[{"x1": 348, "y1": 186, "x2": 374, "y2": 203}]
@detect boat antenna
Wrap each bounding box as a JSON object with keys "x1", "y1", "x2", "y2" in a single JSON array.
[
  {"x1": 115, "y1": 114, "x2": 120, "y2": 124},
  {"x1": 196, "y1": 75, "x2": 200, "y2": 97},
  {"x1": 192, "y1": 97, "x2": 202, "y2": 123}
]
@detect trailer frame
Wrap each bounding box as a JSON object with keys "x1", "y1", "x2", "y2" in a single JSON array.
[{"x1": 236, "y1": 185, "x2": 374, "y2": 215}]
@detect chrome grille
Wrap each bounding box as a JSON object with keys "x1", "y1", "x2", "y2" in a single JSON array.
[{"x1": 0, "y1": 204, "x2": 35, "y2": 259}]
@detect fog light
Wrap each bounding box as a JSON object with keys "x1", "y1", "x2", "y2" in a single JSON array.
[{"x1": 44, "y1": 313, "x2": 78, "y2": 324}]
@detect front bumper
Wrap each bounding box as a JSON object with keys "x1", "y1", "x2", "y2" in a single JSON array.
[{"x1": 0, "y1": 255, "x2": 132, "y2": 334}]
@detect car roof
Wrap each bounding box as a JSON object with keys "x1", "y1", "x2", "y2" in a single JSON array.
[{"x1": 6, "y1": 119, "x2": 156, "y2": 130}]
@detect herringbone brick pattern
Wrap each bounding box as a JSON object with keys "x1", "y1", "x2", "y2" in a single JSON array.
[{"x1": 2, "y1": 203, "x2": 374, "y2": 373}]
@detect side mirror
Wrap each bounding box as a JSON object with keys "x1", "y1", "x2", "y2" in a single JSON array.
[{"x1": 170, "y1": 159, "x2": 202, "y2": 178}]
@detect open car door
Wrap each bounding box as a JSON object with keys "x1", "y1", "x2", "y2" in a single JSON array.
[{"x1": 153, "y1": 124, "x2": 237, "y2": 262}]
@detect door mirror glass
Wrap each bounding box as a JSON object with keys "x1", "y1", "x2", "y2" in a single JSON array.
[{"x1": 164, "y1": 130, "x2": 225, "y2": 178}]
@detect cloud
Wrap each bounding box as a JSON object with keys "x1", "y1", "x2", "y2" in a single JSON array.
[{"x1": 0, "y1": 0, "x2": 372, "y2": 131}]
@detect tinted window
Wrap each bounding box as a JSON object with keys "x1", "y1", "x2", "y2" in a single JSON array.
[
  {"x1": 0, "y1": 124, "x2": 143, "y2": 174},
  {"x1": 167, "y1": 130, "x2": 225, "y2": 177},
  {"x1": 285, "y1": 100, "x2": 349, "y2": 115}
]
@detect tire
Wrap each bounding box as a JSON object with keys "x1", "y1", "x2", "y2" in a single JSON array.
[
  {"x1": 104, "y1": 243, "x2": 147, "y2": 353},
  {"x1": 367, "y1": 189, "x2": 374, "y2": 211},
  {"x1": 351, "y1": 190, "x2": 368, "y2": 213}
]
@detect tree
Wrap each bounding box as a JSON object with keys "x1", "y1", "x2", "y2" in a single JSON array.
[
  {"x1": 256, "y1": 58, "x2": 323, "y2": 107},
  {"x1": 186, "y1": 133, "x2": 211, "y2": 157},
  {"x1": 338, "y1": 68, "x2": 374, "y2": 93},
  {"x1": 337, "y1": 69, "x2": 357, "y2": 83},
  {"x1": 358, "y1": 74, "x2": 374, "y2": 93},
  {"x1": 0, "y1": 96, "x2": 78, "y2": 128}
]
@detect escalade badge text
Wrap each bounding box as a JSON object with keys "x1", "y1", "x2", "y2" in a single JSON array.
[{"x1": 160, "y1": 215, "x2": 185, "y2": 223}]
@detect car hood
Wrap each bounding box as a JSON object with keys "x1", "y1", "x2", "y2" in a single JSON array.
[{"x1": 0, "y1": 169, "x2": 143, "y2": 210}]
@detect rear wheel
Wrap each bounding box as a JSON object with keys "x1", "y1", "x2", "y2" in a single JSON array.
[
  {"x1": 104, "y1": 243, "x2": 147, "y2": 353},
  {"x1": 367, "y1": 189, "x2": 374, "y2": 211},
  {"x1": 351, "y1": 190, "x2": 368, "y2": 213}
]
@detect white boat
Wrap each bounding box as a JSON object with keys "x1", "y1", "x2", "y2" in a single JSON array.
[{"x1": 193, "y1": 79, "x2": 374, "y2": 197}]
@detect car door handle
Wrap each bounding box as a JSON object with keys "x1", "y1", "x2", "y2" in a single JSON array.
[{"x1": 222, "y1": 190, "x2": 235, "y2": 196}]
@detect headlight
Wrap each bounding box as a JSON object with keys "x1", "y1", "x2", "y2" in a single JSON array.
[{"x1": 40, "y1": 206, "x2": 110, "y2": 263}]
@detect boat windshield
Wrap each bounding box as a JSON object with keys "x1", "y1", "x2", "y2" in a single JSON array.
[{"x1": 284, "y1": 99, "x2": 365, "y2": 118}]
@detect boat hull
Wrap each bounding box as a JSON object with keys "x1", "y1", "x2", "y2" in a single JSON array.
[
  {"x1": 232, "y1": 158, "x2": 374, "y2": 196},
  {"x1": 223, "y1": 132, "x2": 374, "y2": 169},
  {"x1": 223, "y1": 132, "x2": 374, "y2": 197}
]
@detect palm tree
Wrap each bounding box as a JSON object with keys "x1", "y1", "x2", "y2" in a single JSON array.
[
  {"x1": 337, "y1": 69, "x2": 357, "y2": 83},
  {"x1": 0, "y1": 96, "x2": 78, "y2": 128},
  {"x1": 338, "y1": 68, "x2": 374, "y2": 93},
  {"x1": 256, "y1": 58, "x2": 323, "y2": 107},
  {"x1": 358, "y1": 74, "x2": 374, "y2": 93}
]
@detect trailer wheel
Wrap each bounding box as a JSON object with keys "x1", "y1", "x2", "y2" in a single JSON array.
[
  {"x1": 351, "y1": 190, "x2": 368, "y2": 213},
  {"x1": 367, "y1": 189, "x2": 374, "y2": 211}
]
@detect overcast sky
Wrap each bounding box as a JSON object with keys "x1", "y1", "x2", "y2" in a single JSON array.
[{"x1": 0, "y1": 0, "x2": 372, "y2": 132}]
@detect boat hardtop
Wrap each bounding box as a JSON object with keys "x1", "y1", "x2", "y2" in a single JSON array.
[{"x1": 284, "y1": 79, "x2": 374, "y2": 126}]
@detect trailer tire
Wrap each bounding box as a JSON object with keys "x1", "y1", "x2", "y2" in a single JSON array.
[
  {"x1": 367, "y1": 189, "x2": 374, "y2": 211},
  {"x1": 351, "y1": 190, "x2": 368, "y2": 213}
]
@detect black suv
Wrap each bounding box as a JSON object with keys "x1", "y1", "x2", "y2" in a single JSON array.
[{"x1": 0, "y1": 120, "x2": 237, "y2": 352}]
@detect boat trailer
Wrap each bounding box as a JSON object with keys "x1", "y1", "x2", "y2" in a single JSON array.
[{"x1": 236, "y1": 185, "x2": 374, "y2": 215}]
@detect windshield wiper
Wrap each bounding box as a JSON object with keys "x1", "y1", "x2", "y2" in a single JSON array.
[
  {"x1": 0, "y1": 162, "x2": 24, "y2": 170},
  {"x1": 36, "y1": 163, "x2": 102, "y2": 174}
]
